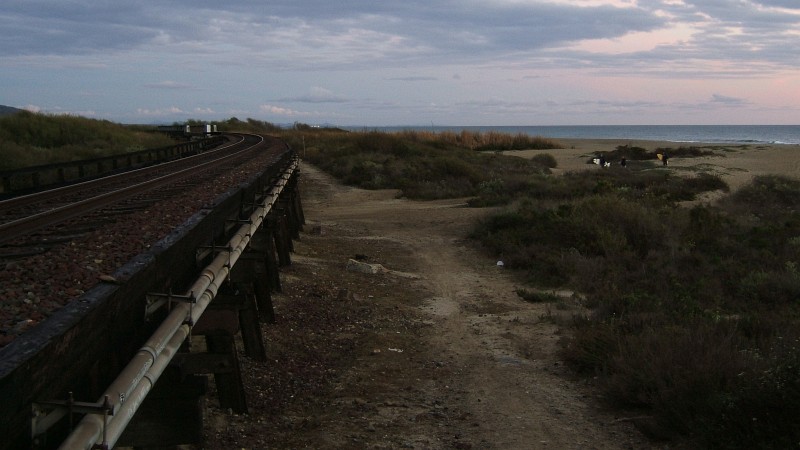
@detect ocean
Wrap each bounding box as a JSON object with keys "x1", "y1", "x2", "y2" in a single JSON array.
[{"x1": 356, "y1": 125, "x2": 800, "y2": 145}]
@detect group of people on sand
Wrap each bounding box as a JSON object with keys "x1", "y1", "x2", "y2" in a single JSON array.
[
  {"x1": 595, "y1": 152, "x2": 669, "y2": 168},
  {"x1": 594, "y1": 154, "x2": 624, "y2": 168}
]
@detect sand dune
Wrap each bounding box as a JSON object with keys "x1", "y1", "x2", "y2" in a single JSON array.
[{"x1": 505, "y1": 139, "x2": 800, "y2": 194}]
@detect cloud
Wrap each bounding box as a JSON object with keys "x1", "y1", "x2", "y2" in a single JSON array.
[
  {"x1": 3, "y1": 1, "x2": 799, "y2": 125},
  {"x1": 1, "y1": 1, "x2": 663, "y2": 65},
  {"x1": 0, "y1": 3, "x2": 160, "y2": 56},
  {"x1": 386, "y1": 76, "x2": 438, "y2": 82},
  {"x1": 279, "y1": 87, "x2": 348, "y2": 103},
  {"x1": 709, "y1": 94, "x2": 749, "y2": 106},
  {"x1": 144, "y1": 81, "x2": 196, "y2": 90},
  {"x1": 755, "y1": 0, "x2": 800, "y2": 9},
  {"x1": 259, "y1": 104, "x2": 311, "y2": 117},
  {"x1": 3, "y1": 0, "x2": 799, "y2": 75},
  {"x1": 136, "y1": 106, "x2": 186, "y2": 117}
]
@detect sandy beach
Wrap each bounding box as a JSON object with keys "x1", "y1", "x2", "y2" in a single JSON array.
[{"x1": 505, "y1": 138, "x2": 800, "y2": 194}]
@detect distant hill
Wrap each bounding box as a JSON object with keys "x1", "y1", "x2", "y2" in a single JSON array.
[{"x1": 0, "y1": 105, "x2": 24, "y2": 116}]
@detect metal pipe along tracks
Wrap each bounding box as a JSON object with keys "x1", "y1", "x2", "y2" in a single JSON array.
[{"x1": 58, "y1": 158, "x2": 299, "y2": 450}]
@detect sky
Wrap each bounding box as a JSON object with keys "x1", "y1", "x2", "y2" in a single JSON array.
[{"x1": 1, "y1": 0, "x2": 799, "y2": 126}]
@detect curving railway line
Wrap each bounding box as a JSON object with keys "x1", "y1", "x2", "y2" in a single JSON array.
[
  {"x1": 0, "y1": 133, "x2": 259, "y2": 250},
  {"x1": 0, "y1": 133, "x2": 305, "y2": 449}
]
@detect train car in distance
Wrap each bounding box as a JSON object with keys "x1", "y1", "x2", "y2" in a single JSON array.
[{"x1": 157, "y1": 123, "x2": 219, "y2": 139}]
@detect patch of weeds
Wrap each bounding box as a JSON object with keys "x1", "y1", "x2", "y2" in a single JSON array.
[{"x1": 516, "y1": 288, "x2": 560, "y2": 303}]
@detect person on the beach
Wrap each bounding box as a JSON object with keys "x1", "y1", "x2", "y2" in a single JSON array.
[
  {"x1": 662, "y1": 152, "x2": 669, "y2": 166},
  {"x1": 620, "y1": 157, "x2": 627, "y2": 168}
]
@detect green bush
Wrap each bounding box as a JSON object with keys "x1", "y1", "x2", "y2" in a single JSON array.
[
  {"x1": 530, "y1": 153, "x2": 558, "y2": 168},
  {"x1": 723, "y1": 175, "x2": 800, "y2": 221},
  {"x1": 654, "y1": 145, "x2": 719, "y2": 158},
  {"x1": 396, "y1": 129, "x2": 563, "y2": 151},
  {"x1": 0, "y1": 111, "x2": 174, "y2": 170},
  {"x1": 297, "y1": 129, "x2": 552, "y2": 200},
  {"x1": 614, "y1": 144, "x2": 650, "y2": 160},
  {"x1": 516, "y1": 288, "x2": 560, "y2": 303}
]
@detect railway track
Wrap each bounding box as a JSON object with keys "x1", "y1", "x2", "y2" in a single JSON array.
[
  {"x1": 0, "y1": 133, "x2": 304, "y2": 449},
  {"x1": 0, "y1": 133, "x2": 289, "y2": 343},
  {"x1": 0, "y1": 133, "x2": 258, "y2": 253}
]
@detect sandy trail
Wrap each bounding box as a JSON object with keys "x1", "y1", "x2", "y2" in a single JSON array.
[{"x1": 297, "y1": 163, "x2": 654, "y2": 449}]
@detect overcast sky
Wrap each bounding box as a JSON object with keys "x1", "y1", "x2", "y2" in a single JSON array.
[{"x1": 2, "y1": 0, "x2": 799, "y2": 126}]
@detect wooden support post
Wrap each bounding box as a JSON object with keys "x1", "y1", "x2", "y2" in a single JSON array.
[
  {"x1": 287, "y1": 171, "x2": 306, "y2": 226},
  {"x1": 281, "y1": 211, "x2": 294, "y2": 253},
  {"x1": 294, "y1": 189, "x2": 306, "y2": 226},
  {"x1": 250, "y1": 225, "x2": 281, "y2": 296},
  {"x1": 225, "y1": 270, "x2": 269, "y2": 361},
  {"x1": 252, "y1": 259, "x2": 276, "y2": 324},
  {"x1": 204, "y1": 283, "x2": 267, "y2": 362},
  {"x1": 270, "y1": 214, "x2": 292, "y2": 267},
  {"x1": 283, "y1": 201, "x2": 295, "y2": 240},
  {"x1": 238, "y1": 285, "x2": 267, "y2": 361},
  {"x1": 191, "y1": 285, "x2": 248, "y2": 414},
  {"x1": 205, "y1": 332, "x2": 247, "y2": 414},
  {"x1": 242, "y1": 235, "x2": 277, "y2": 322},
  {"x1": 261, "y1": 227, "x2": 282, "y2": 294},
  {"x1": 115, "y1": 369, "x2": 206, "y2": 449},
  {"x1": 278, "y1": 194, "x2": 301, "y2": 240},
  {"x1": 289, "y1": 193, "x2": 303, "y2": 237}
]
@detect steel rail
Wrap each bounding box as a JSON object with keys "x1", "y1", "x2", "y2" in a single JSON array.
[
  {"x1": 58, "y1": 157, "x2": 299, "y2": 450},
  {"x1": 0, "y1": 135, "x2": 245, "y2": 212},
  {"x1": 0, "y1": 134, "x2": 263, "y2": 245}
]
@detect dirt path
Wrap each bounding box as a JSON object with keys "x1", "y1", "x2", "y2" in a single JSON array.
[
  {"x1": 257, "y1": 162, "x2": 658, "y2": 449},
  {"x1": 204, "y1": 142, "x2": 800, "y2": 448}
]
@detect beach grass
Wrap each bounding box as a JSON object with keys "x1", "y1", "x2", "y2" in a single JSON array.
[
  {"x1": 281, "y1": 127, "x2": 558, "y2": 200},
  {"x1": 0, "y1": 111, "x2": 175, "y2": 170}
]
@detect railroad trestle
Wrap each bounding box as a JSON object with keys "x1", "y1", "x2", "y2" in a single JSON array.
[{"x1": 0, "y1": 152, "x2": 305, "y2": 449}]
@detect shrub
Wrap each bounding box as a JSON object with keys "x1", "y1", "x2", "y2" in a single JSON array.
[
  {"x1": 469, "y1": 166, "x2": 800, "y2": 448},
  {"x1": 298, "y1": 130, "x2": 552, "y2": 200},
  {"x1": 530, "y1": 153, "x2": 558, "y2": 168},
  {"x1": 561, "y1": 317, "x2": 618, "y2": 374},
  {"x1": 0, "y1": 111, "x2": 174, "y2": 170},
  {"x1": 516, "y1": 288, "x2": 560, "y2": 303},
  {"x1": 612, "y1": 144, "x2": 650, "y2": 160},
  {"x1": 654, "y1": 146, "x2": 718, "y2": 158},
  {"x1": 723, "y1": 175, "x2": 800, "y2": 221},
  {"x1": 392, "y1": 129, "x2": 563, "y2": 151}
]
